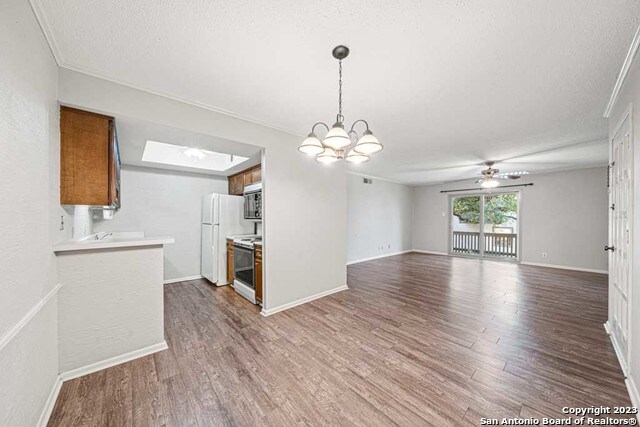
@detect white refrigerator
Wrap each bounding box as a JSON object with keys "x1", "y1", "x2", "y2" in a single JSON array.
[{"x1": 201, "y1": 194, "x2": 253, "y2": 285}]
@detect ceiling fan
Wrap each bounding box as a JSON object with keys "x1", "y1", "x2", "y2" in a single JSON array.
[{"x1": 475, "y1": 161, "x2": 529, "y2": 188}]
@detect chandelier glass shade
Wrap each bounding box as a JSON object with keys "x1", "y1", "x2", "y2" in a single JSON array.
[
  {"x1": 298, "y1": 133, "x2": 324, "y2": 155},
  {"x1": 298, "y1": 45, "x2": 383, "y2": 164},
  {"x1": 316, "y1": 147, "x2": 339, "y2": 164},
  {"x1": 346, "y1": 149, "x2": 369, "y2": 164},
  {"x1": 323, "y1": 123, "x2": 352, "y2": 150},
  {"x1": 353, "y1": 130, "x2": 383, "y2": 154}
]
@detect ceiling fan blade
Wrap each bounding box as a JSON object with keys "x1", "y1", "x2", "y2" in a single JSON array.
[
  {"x1": 442, "y1": 176, "x2": 482, "y2": 184},
  {"x1": 496, "y1": 173, "x2": 525, "y2": 179}
]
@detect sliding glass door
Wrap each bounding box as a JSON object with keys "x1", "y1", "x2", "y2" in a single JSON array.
[
  {"x1": 450, "y1": 195, "x2": 482, "y2": 256},
  {"x1": 449, "y1": 192, "x2": 519, "y2": 260}
]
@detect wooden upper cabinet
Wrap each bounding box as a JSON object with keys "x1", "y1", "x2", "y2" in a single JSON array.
[
  {"x1": 228, "y1": 173, "x2": 245, "y2": 196},
  {"x1": 251, "y1": 167, "x2": 261, "y2": 184},
  {"x1": 60, "y1": 107, "x2": 121, "y2": 208},
  {"x1": 228, "y1": 164, "x2": 261, "y2": 196},
  {"x1": 243, "y1": 170, "x2": 253, "y2": 187}
]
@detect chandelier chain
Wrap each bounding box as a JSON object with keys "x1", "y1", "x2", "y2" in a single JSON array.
[{"x1": 338, "y1": 59, "x2": 343, "y2": 121}]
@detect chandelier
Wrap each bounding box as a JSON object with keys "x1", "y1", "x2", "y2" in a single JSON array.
[{"x1": 298, "y1": 45, "x2": 383, "y2": 164}]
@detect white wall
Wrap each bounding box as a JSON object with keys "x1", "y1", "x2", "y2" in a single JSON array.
[
  {"x1": 57, "y1": 246, "x2": 165, "y2": 374},
  {"x1": 93, "y1": 166, "x2": 228, "y2": 281},
  {"x1": 608, "y1": 35, "x2": 640, "y2": 410},
  {"x1": 347, "y1": 173, "x2": 413, "y2": 262},
  {"x1": 0, "y1": 0, "x2": 70, "y2": 424},
  {"x1": 413, "y1": 167, "x2": 608, "y2": 271},
  {"x1": 58, "y1": 68, "x2": 347, "y2": 313}
]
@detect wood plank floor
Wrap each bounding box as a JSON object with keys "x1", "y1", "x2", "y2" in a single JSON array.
[{"x1": 48, "y1": 253, "x2": 632, "y2": 426}]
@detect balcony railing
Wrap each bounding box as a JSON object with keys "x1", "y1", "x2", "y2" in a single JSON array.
[{"x1": 452, "y1": 231, "x2": 517, "y2": 258}]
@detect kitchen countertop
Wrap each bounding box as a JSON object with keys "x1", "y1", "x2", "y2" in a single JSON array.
[{"x1": 54, "y1": 232, "x2": 174, "y2": 253}]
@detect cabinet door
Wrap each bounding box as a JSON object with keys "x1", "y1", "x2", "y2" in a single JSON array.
[
  {"x1": 252, "y1": 167, "x2": 261, "y2": 183},
  {"x1": 108, "y1": 121, "x2": 121, "y2": 208},
  {"x1": 228, "y1": 174, "x2": 242, "y2": 195},
  {"x1": 255, "y1": 247, "x2": 262, "y2": 304},
  {"x1": 235, "y1": 174, "x2": 244, "y2": 195},
  {"x1": 244, "y1": 170, "x2": 253, "y2": 186},
  {"x1": 60, "y1": 107, "x2": 112, "y2": 206},
  {"x1": 227, "y1": 240, "x2": 234, "y2": 284}
]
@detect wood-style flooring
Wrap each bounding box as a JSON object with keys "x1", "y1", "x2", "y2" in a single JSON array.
[{"x1": 48, "y1": 253, "x2": 632, "y2": 426}]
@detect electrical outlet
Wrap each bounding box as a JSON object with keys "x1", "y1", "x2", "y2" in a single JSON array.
[
  {"x1": 60, "y1": 215, "x2": 65, "y2": 231},
  {"x1": 542, "y1": 252, "x2": 548, "y2": 259}
]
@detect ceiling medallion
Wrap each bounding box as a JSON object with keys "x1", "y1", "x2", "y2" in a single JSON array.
[{"x1": 298, "y1": 45, "x2": 383, "y2": 164}]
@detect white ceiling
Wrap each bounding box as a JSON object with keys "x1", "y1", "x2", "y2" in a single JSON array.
[
  {"x1": 114, "y1": 115, "x2": 262, "y2": 177},
  {"x1": 34, "y1": 0, "x2": 640, "y2": 184}
]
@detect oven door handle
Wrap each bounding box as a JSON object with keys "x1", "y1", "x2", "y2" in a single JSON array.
[{"x1": 234, "y1": 244, "x2": 254, "y2": 251}]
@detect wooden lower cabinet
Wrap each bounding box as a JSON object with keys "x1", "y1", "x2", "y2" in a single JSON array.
[
  {"x1": 226, "y1": 239, "x2": 234, "y2": 284},
  {"x1": 255, "y1": 245, "x2": 263, "y2": 305}
]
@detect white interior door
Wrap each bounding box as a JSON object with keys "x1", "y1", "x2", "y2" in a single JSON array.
[{"x1": 609, "y1": 108, "x2": 632, "y2": 373}]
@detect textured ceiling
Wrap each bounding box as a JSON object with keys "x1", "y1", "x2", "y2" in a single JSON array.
[{"x1": 33, "y1": 0, "x2": 640, "y2": 184}]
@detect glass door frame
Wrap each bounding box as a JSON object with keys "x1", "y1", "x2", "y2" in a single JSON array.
[{"x1": 447, "y1": 189, "x2": 522, "y2": 262}]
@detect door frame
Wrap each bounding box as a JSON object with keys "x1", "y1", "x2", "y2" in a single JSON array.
[
  {"x1": 447, "y1": 189, "x2": 523, "y2": 262},
  {"x1": 608, "y1": 103, "x2": 634, "y2": 375}
]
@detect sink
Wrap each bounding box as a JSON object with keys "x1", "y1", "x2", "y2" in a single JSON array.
[{"x1": 78, "y1": 231, "x2": 145, "y2": 244}]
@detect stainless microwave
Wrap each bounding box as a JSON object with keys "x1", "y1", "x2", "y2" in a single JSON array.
[{"x1": 243, "y1": 182, "x2": 262, "y2": 220}]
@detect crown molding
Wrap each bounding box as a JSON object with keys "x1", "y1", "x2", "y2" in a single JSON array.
[
  {"x1": 59, "y1": 62, "x2": 304, "y2": 138},
  {"x1": 28, "y1": 0, "x2": 63, "y2": 66},
  {"x1": 604, "y1": 24, "x2": 640, "y2": 118}
]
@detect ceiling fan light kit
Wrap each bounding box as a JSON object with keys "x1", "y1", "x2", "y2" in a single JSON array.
[
  {"x1": 480, "y1": 177, "x2": 500, "y2": 188},
  {"x1": 298, "y1": 45, "x2": 383, "y2": 164},
  {"x1": 475, "y1": 161, "x2": 529, "y2": 188}
]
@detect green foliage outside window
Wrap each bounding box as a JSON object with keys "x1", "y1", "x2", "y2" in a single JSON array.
[{"x1": 453, "y1": 194, "x2": 517, "y2": 225}]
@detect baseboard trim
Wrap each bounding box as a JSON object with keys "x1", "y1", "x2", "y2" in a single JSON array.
[
  {"x1": 164, "y1": 275, "x2": 203, "y2": 284},
  {"x1": 0, "y1": 282, "x2": 61, "y2": 353},
  {"x1": 347, "y1": 250, "x2": 413, "y2": 265},
  {"x1": 520, "y1": 261, "x2": 607, "y2": 275},
  {"x1": 37, "y1": 375, "x2": 63, "y2": 427},
  {"x1": 626, "y1": 375, "x2": 640, "y2": 422},
  {"x1": 412, "y1": 249, "x2": 448, "y2": 256},
  {"x1": 59, "y1": 341, "x2": 168, "y2": 381},
  {"x1": 261, "y1": 285, "x2": 349, "y2": 317},
  {"x1": 606, "y1": 321, "x2": 640, "y2": 423},
  {"x1": 604, "y1": 321, "x2": 629, "y2": 376}
]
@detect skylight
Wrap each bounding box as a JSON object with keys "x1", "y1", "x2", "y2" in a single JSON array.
[{"x1": 142, "y1": 140, "x2": 249, "y2": 171}]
